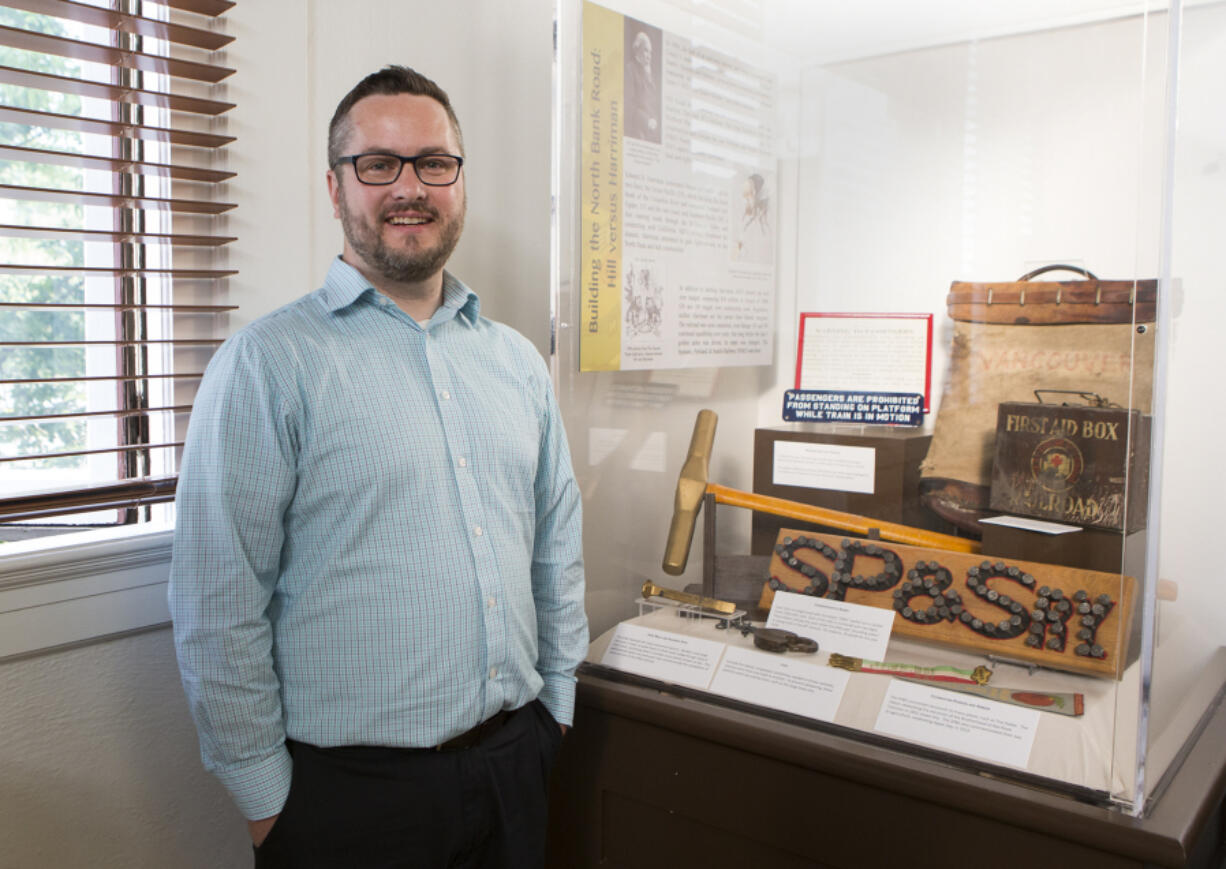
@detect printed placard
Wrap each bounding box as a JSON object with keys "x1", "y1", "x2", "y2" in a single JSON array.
[
  {"x1": 874, "y1": 678, "x2": 1040, "y2": 768},
  {"x1": 980, "y1": 515, "x2": 1083, "y2": 535},
  {"x1": 782, "y1": 389, "x2": 923, "y2": 426},
  {"x1": 600, "y1": 622, "x2": 724, "y2": 689},
  {"x1": 765, "y1": 590, "x2": 894, "y2": 661},
  {"x1": 772, "y1": 439, "x2": 876, "y2": 495},
  {"x1": 709, "y1": 646, "x2": 849, "y2": 721}
]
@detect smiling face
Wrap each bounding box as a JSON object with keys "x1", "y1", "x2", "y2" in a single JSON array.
[{"x1": 326, "y1": 93, "x2": 466, "y2": 300}]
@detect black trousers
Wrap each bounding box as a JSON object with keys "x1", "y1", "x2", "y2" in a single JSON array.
[{"x1": 253, "y1": 700, "x2": 563, "y2": 869}]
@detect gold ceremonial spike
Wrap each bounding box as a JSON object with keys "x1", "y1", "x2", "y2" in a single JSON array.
[
  {"x1": 828, "y1": 653, "x2": 992, "y2": 686},
  {"x1": 828, "y1": 653, "x2": 862, "y2": 672},
  {"x1": 641, "y1": 580, "x2": 737, "y2": 615}
]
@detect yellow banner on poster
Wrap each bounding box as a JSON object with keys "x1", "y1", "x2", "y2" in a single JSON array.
[{"x1": 579, "y1": 1, "x2": 624, "y2": 371}]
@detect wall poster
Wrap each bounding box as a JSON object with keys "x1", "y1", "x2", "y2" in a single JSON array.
[{"x1": 579, "y1": 1, "x2": 778, "y2": 372}]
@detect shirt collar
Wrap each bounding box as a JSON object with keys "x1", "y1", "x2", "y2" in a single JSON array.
[
  {"x1": 320, "y1": 256, "x2": 481, "y2": 324},
  {"x1": 440, "y1": 271, "x2": 481, "y2": 324}
]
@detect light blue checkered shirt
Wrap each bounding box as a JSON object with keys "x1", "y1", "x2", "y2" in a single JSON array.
[{"x1": 169, "y1": 258, "x2": 587, "y2": 820}]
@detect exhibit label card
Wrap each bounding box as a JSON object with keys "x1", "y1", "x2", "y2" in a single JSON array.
[
  {"x1": 600, "y1": 622, "x2": 724, "y2": 689},
  {"x1": 874, "y1": 678, "x2": 1040, "y2": 769},
  {"x1": 766, "y1": 590, "x2": 894, "y2": 661},
  {"x1": 980, "y1": 514, "x2": 1082, "y2": 535},
  {"x1": 708, "y1": 646, "x2": 849, "y2": 721},
  {"x1": 772, "y1": 439, "x2": 876, "y2": 495}
]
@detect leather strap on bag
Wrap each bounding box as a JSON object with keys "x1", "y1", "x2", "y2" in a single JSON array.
[{"x1": 946, "y1": 264, "x2": 1156, "y2": 325}]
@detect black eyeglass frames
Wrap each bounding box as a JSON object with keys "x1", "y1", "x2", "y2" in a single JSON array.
[{"x1": 334, "y1": 153, "x2": 464, "y2": 186}]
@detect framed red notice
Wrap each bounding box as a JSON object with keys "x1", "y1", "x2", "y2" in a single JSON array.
[{"x1": 794, "y1": 313, "x2": 933, "y2": 411}]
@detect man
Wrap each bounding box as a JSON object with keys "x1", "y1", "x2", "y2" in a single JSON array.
[
  {"x1": 169, "y1": 65, "x2": 587, "y2": 868},
  {"x1": 625, "y1": 30, "x2": 660, "y2": 142}
]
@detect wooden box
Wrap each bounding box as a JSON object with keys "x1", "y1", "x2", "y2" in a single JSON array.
[
  {"x1": 752, "y1": 427, "x2": 952, "y2": 556},
  {"x1": 981, "y1": 523, "x2": 1146, "y2": 576},
  {"x1": 989, "y1": 401, "x2": 1150, "y2": 532}
]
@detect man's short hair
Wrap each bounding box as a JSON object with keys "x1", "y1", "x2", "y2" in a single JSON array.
[{"x1": 328, "y1": 65, "x2": 464, "y2": 168}]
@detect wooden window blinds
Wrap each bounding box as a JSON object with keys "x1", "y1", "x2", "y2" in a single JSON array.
[{"x1": 0, "y1": 0, "x2": 234, "y2": 533}]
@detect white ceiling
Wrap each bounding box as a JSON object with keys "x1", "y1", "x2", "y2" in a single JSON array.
[{"x1": 758, "y1": 0, "x2": 1179, "y2": 65}]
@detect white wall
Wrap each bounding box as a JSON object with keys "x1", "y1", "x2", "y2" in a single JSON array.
[
  {"x1": 230, "y1": 0, "x2": 557, "y2": 351},
  {"x1": 0, "y1": 630, "x2": 250, "y2": 869},
  {"x1": 1146, "y1": 0, "x2": 1226, "y2": 721},
  {"x1": 0, "y1": 2, "x2": 556, "y2": 866}
]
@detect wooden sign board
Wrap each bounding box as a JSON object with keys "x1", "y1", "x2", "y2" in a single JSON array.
[{"x1": 760, "y1": 529, "x2": 1135, "y2": 679}]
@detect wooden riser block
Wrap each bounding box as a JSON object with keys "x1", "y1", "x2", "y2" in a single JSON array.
[{"x1": 760, "y1": 529, "x2": 1135, "y2": 679}]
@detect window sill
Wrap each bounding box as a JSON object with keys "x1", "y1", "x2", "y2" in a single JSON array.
[{"x1": 0, "y1": 523, "x2": 175, "y2": 661}]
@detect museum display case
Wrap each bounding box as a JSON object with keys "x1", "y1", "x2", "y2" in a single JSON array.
[{"x1": 549, "y1": 0, "x2": 1225, "y2": 862}]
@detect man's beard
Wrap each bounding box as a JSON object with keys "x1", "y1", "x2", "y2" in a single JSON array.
[{"x1": 339, "y1": 193, "x2": 465, "y2": 285}]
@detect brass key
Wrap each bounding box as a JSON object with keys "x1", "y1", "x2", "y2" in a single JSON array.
[{"x1": 640, "y1": 580, "x2": 736, "y2": 615}]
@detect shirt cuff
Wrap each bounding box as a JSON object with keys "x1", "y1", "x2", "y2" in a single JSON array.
[
  {"x1": 537, "y1": 672, "x2": 578, "y2": 727},
  {"x1": 215, "y1": 746, "x2": 294, "y2": 821}
]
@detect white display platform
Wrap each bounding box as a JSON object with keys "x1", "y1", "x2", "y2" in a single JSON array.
[{"x1": 588, "y1": 607, "x2": 1225, "y2": 802}]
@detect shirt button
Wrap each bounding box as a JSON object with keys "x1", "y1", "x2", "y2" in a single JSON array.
[
  {"x1": 474, "y1": 526, "x2": 483, "y2": 537},
  {"x1": 489, "y1": 668, "x2": 497, "y2": 679},
  {"x1": 458, "y1": 457, "x2": 468, "y2": 468},
  {"x1": 487, "y1": 596, "x2": 496, "y2": 609},
  {"x1": 440, "y1": 390, "x2": 451, "y2": 400}
]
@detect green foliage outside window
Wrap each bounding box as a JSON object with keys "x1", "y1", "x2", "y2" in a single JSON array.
[{"x1": 0, "y1": 10, "x2": 90, "y2": 470}]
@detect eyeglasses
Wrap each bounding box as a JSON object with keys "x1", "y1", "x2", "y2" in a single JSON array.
[{"x1": 334, "y1": 152, "x2": 464, "y2": 186}]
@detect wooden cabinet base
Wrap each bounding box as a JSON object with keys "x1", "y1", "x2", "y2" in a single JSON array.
[{"x1": 546, "y1": 667, "x2": 1226, "y2": 869}]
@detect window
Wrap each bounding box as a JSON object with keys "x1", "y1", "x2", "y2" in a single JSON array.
[{"x1": 0, "y1": 0, "x2": 234, "y2": 542}]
